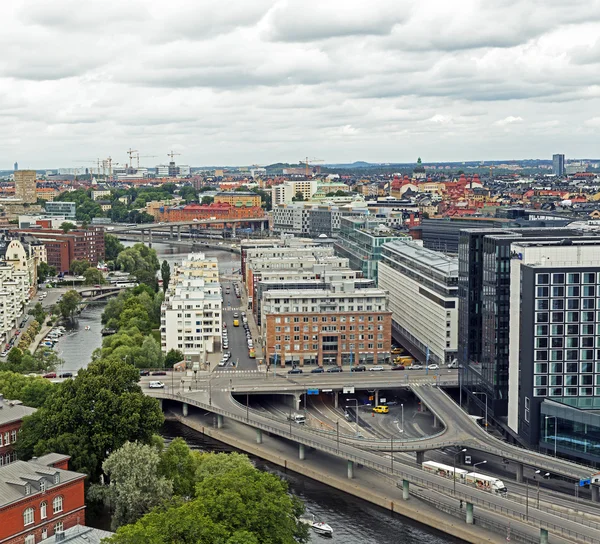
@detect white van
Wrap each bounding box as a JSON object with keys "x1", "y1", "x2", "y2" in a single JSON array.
[
  {"x1": 149, "y1": 381, "x2": 164, "y2": 389},
  {"x1": 287, "y1": 413, "x2": 306, "y2": 424}
]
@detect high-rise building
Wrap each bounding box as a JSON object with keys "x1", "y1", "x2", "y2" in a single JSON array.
[
  {"x1": 13, "y1": 162, "x2": 18, "y2": 171},
  {"x1": 552, "y1": 154, "x2": 565, "y2": 177},
  {"x1": 14, "y1": 170, "x2": 37, "y2": 204}
]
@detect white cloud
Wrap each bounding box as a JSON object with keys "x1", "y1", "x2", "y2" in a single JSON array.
[{"x1": 2, "y1": 0, "x2": 600, "y2": 168}]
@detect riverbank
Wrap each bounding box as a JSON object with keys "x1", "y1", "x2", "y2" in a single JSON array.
[{"x1": 167, "y1": 411, "x2": 507, "y2": 544}]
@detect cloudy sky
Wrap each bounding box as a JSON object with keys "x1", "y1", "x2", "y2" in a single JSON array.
[{"x1": 3, "y1": 0, "x2": 600, "y2": 169}]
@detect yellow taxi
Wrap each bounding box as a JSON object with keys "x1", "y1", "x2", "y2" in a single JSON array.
[
  {"x1": 372, "y1": 405, "x2": 389, "y2": 414},
  {"x1": 391, "y1": 347, "x2": 404, "y2": 354}
]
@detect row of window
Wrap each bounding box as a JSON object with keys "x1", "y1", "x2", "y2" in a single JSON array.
[
  {"x1": 0, "y1": 429, "x2": 17, "y2": 446},
  {"x1": 536, "y1": 299, "x2": 600, "y2": 310},
  {"x1": 272, "y1": 343, "x2": 385, "y2": 352},
  {"x1": 534, "y1": 387, "x2": 599, "y2": 397},
  {"x1": 0, "y1": 451, "x2": 17, "y2": 465},
  {"x1": 268, "y1": 305, "x2": 385, "y2": 313},
  {"x1": 275, "y1": 334, "x2": 383, "y2": 342},
  {"x1": 536, "y1": 273, "x2": 599, "y2": 285},
  {"x1": 534, "y1": 362, "x2": 600, "y2": 374},
  {"x1": 274, "y1": 325, "x2": 383, "y2": 333},
  {"x1": 535, "y1": 349, "x2": 600, "y2": 361},
  {"x1": 535, "y1": 324, "x2": 598, "y2": 336},
  {"x1": 536, "y1": 285, "x2": 598, "y2": 298},
  {"x1": 23, "y1": 496, "x2": 63, "y2": 526},
  {"x1": 24, "y1": 522, "x2": 64, "y2": 544},
  {"x1": 274, "y1": 315, "x2": 385, "y2": 324},
  {"x1": 536, "y1": 311, "x2": 600, "y2": 323}
]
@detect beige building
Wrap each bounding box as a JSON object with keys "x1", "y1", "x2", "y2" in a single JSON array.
[{"x1": 14, "y1": 171, "x2": 37, "y2": 204}]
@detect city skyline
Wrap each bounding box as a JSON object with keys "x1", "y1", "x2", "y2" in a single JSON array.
[{"x1": 3, "y1": 0, "x2": 600, "y2": 168}]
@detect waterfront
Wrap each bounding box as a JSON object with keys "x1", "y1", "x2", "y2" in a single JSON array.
[{"x1": 161, "y1": 420, "x2": 462, "y2": 544}]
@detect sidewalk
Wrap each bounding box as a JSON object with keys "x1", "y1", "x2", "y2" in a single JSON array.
[{"x1": 236, "y1": 276, "x2": 264, "y2": 362}]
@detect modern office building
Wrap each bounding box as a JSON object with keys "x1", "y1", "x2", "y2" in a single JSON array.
[
  {"x1": 334, "y1": 216, "x2": 405, "y2": 281},
  {"x1": 379, "y1": 240, "x2": 458, "y2": 364},
  {"x1": 261, "y1": 284, "x2": 392, "y2": 368},
  {"x1": 507, "y1": 238, "x2": 600, "y2": 462},
  {"x1": 44, "y1": 202, "x2": 76, "y2": 219},
  {"x1": 552, "y1": 154, "x2": 566, "y2": 177},
  {"x1": 272, "y1": 202, "x2": 363, "y2": 237},
  {"x1": 161, "y1": 253, "x2": 222, "y2": 366},
  {"x1": 14, "y1": 170, "x2": 37, "y2": 204}
]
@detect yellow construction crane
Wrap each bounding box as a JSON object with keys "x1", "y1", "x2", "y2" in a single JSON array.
[
  {"x1": 127, "y1": 148, "x2": 138, "y2": 168},
  {"x1": 300, "y1": 157, "x2": 324, "y2": 177},
  {"x1": 167, "y1": 150, "x2": 181, "y2": 161},
  {"x1": 136, "y1": 154, "x2": 157, "y2": 168}
]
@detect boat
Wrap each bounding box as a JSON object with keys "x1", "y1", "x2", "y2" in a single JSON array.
[
  {"x1": 299, "y1": 515, "x2": 333, "y2": 537},
  {"x1": 101, "y1": 327, "x2": 117, "y2": 336},
  {"x1": 84, "y1": 326, "x2": 91, "y2": 331}
]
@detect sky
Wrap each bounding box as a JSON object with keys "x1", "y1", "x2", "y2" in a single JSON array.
[{"x1": 3, "y1": 0, "x2": 600, "y2": 169}]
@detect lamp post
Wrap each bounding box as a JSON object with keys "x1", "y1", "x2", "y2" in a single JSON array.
[
  {"x1": 391, "y1": 436, "x2": 394, "y2": 473},
  {"x1": 453, "y1": 448, "x2": 467, "y2": 495},
  {"x1": 400, "y1": 403, "x2": 404, "y2": 433},
  {"x1": 471, "y1": 391, "x2": 488, "y2": 432},
  {"x1": 473, "y1": 460, "x2": 487, "y2": 469},
  {"x1": 545, "y1": 416, "x2": 558, "y2": 457},
  {"x1": 346, "y1": 398, "x2": 359, "y2": 435}
]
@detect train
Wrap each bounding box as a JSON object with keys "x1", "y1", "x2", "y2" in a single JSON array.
[{"x1": 422, "y1": 461, "x2": 508, "y2": 496}]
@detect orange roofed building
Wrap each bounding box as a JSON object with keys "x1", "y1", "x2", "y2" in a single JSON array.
[{"x1": 158, "y1": 202, "x2": 264, "y2": 223}]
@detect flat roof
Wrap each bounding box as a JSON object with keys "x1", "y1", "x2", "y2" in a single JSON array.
[
  {"x1": 0, "y1": 400, "x2": 36, "y2": 426},
  {"x1": 383, "y1": 240, "x2": 458, "y2": 275}
]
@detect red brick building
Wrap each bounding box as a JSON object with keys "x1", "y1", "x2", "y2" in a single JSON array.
[
  {"x1": 15, "y1": 228, "x2": 105, "y2": 274},
  {"x1": 0, "y1": 454, "x2": 86, "y2": 544},
  {"x1": 158, "y1": 202, "x2": 264, "y2": 224},
  {"x1": 0, "y1": 396, "x2": 36, "y2": 467}
]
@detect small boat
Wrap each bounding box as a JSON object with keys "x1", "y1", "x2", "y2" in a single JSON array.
[
  {"x1": 84, "y1": 326, "x2": 91, "y2": 331},
  {"x1": 299, "y1": 515, "x2": 333, "y2": 537}
]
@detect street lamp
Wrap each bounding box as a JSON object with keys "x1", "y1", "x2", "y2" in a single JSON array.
[
  {"x1": 346, "y1": 398, "x2": 359, "y2": 435},
  {"x1": 453, "y1": 448, "x2": 467, "y2": 495},
  {"x1": 471, "y1": 391, "x2": 489, "y2": 432},
  {"x1": 400, "y1": 403, "x2": 404, "y2": 433},
  {"x1": 545, "y1": 416, "x2": 558, "y2": 457},
  {"x1": 473, "y1": 460, "x2": 487, "y2": 469}
]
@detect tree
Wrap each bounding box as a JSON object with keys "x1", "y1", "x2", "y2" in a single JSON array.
[
  {"x1": 105, "y1": 234, "x2": 125, "y2": 261},
  {"x1": 292, "y1": 192, "x2": 304, "y2": 202},
  {"x1": 89, "y1": 442, "x2": 173, "y2": 530},
  {"x1": 60, "y1": 221, "x2": 77, "y2": 233},
  {"x1": 105, "y1": 452, "x2": 308, "y2": 544},
  {"x1": 201, "y1": 195, "x2": 214, "y2": 205},
  {"x1": 160, "y1": 260, "x2": 171, "y2": 293},
  {"x1": 37, "y1": 262, "x2": 56, "y2": 283},
  {"x1": 57, "y1": 289, "x2": 82, "y2": 320},
  {"x1": 15, "y1": 358, "x2": 164, "y2": 481},
  {"x1": 0, "y1": 371, "x2": 55, "y2": 408},
  {"x1": 28, "y1": 302, "x2": 46, "y2": 324},
  {"x1": 83, "y1": 267, "x2": 106, "y2": 285},
  {"x1": 7, "y1": 347, "x2": 23, "y2": 366},
  {"x1": 158, "y1": 437, "x2": 202, "y2": 498},
  {"x1": 116, "y1": 243, "x2": 160, "y2": 288},
  {"x1": 164, "y1": 349, "x2": 184, "y2": 368},
  {"x1": 70, "y1": 259, "x2": 90, "y2": 276}
]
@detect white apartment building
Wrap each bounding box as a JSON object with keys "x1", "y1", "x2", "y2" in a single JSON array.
[
  {"x1": 161, "y1": 254, "x2": 222, "y2": 367},
  {"x1": 0, "y1": 263, "x2": 29, "y2": 344},
  {"x1": 271, "y1": 180, "x2": 318, "y2": 205},
  {"x1": 378, "y1": 240, "x2": 458, "y2": 364}
]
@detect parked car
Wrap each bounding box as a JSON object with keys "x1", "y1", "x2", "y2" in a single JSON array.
[
  {"x1": 59, "y1": 372, "x2": 73, "y2": 378},
  {"x1": 351, "y1": 365, "x2": 366, "y2": 372},
  {"x1": 409, "y1": 364, "x2": 423, "y2": 370},
  {"x1": 372, "y1": 405, "x2": 389, "y2": 414},
  {"x1": 149, "y1": 381, "x2": 165, "y2": 388},
  {"x1": 326, "y1": 367, "x2": 342, "y2": 373},
  {"x1": 391, "y1": 364, "x2": 405, "y2": 371},
  {"x1": 151, "y1": 371, "x2": 167, "y2": 376},
  {"x1": 288, "y1": 368, "x2": 303, "y2": 374},
  {"x1": 43, "y1": 372, "x2": 57, "y2": 379},
  {"x1": 369, "y1": 366, "x2": 385, "y2": 371},
  {"x1": 0, "y1": 351, "x2": 7, "y2": 357},
  {"x1": 139, "y1": 370, "x2": 150, "y2": 376},
  {"x1": 426, "y1": 364, "x2": 439, "y2": 370},
  {"x1": 311, "y1": 367, "x2": 324, "y2": 373},
  {"x1": 233, "y1": 312, "x2": 239, "y2": 318}
]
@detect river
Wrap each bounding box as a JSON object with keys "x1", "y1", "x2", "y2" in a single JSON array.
[{"x1": 61, "y1": 240, "x2": 461, "y2": 543}]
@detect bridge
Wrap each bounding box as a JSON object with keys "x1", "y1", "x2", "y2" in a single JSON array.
[{"x1": 144, "y1": 371, "x2": 599, "y2": 492}]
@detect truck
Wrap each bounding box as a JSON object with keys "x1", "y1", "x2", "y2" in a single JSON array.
[
  {"x1": 286, "y1": 413, "x2": 306, "y2": 424},
  {"x1": 464, "y1": 472, "x2": 508, "y2": 495},
  {"x1": 395, "y1": 356, "x2": 414, "y2": 365},
  {"x1": 422, "y1": 461, "x2": 468, "y2": 481}
]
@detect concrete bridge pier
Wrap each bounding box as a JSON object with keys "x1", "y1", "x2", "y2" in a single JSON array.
[
  {"x1": 294, "y1": 392, "x2": 302, "y2": 411},
  {"x1": 158, "y1": 398, "x2": 163, "y2": 410},
  {"x1": 591, "y1": 485, "x2": 599, "y2": 502},
  {"x1": 148, "y1": 229, "x2": 153, "y2": 247},
  {"x1": 170, "y1": 226, "x2": 174, "y2": 239},
  {"x1": 374, "y1": 390, "x2": 379, "y2": 406},
  {"x1": 516, "y1": 463, "x2": 524, "y2": 483},
  {"x1": 432, "y1": 415, "x2": 439, "y2": 429},
  {"x1": 465, "y1": 502, "x2": 474, "y2": 524},
  {"x1": 217, "y1": 414, "x2": 224, "y2": 428},
  {"x1": 540, "y1": 528, "x2": 549, "y2": 544},
  {"x1": 347, "y1": 460, "x2": 354, "y2": 479},
  {"x1": 334, "y1": 391, "x2": 338, "y2": 408},
  {"x1": 140, "y1": 230, "x2": 145, "y2": 243},
  {"x1": 299, "y1": 443, "x2": 305, "y2": 460},
  {"x1": 256, "y1": 429, "x2": 263, "y2": 444},
  {"x1": 232, "y1": 224, "x2": 236, "y2": 238},
  {"x1": 416, "y1": 451, "x2": 425, "y2": 466},
  {"x1": 402, "y1": 479, "x2": 410, "y2": 500},
  {"x1": 177, "y1": 225, "x2": 182, "y2": 241},
  {"x1": 182, "y1": 403, "x2": 188, "y2": 417}
]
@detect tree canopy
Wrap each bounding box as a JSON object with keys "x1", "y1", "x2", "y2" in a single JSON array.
[
  {"x1": 105, "y1": 234, "x2": 125, "y2": 262},
  {"x1": 60, "y1": 221, "x2": 77, "y2": 233},
  {"x1": 116, "y1": 244, "x2": 160, "y2": 288},
  {"x1": 84, "y1": 267, "x2": 106, "y2": 285},
  {"x1": 160, "y1": 260, "x2": 170, "y2": 293},
  {"x1": 0, "y1": 371, "x2": 55, "y2": 407},
  {"x1": 37, "y1": 262, "x2": 56, "y2": 283},
  {"x1": 70, "y1": 259, "x2": 90, "y2": 276},
  {"x1": 57, "y1": 289, "x2": 82, "y2": 320}
]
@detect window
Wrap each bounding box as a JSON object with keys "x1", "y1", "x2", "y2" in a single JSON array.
[
  {"x1": 23, "y1": 507, "x2": 34, "y2": 526},
  {"x1": 25, "y1": 483, "x2": 31, "y2": 495},
  {"x1": 551, "y1": 324, "x2": 563, "y2": 335},
  {"x1": 552, "y1": 273, "x2": 564, "y2": 284},
  {"x1": 53, "y1": 496, "x2": 63, "y2": 514},
  {"x1": 40, "y1": 479, "x2": 46, "y2": 492},
  {"x1": 54, "y1": 521, "x2": 64, "y2": 533},
  {"x1": 11, "y1": 430, "x2": 16, "y2": 443},
  {"x1": 54, "y1": 473, "x2": 60, "y2": 484},
  {"x1": 25, "y1": 536, "x2": 35, "y2": 544},
  {"x1": 41, "y1": 501, "x2": 47, "y2": 519},
  {"x1": 537, "y1": 273, "x2": 550, "y2": 284}
]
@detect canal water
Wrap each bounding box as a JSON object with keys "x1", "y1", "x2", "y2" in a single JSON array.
[{"x1": 161, "y1": 420, "x2": 462, "y2": 544}]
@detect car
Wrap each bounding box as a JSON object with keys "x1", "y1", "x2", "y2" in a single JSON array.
[
  {"x1": 427, "y1": 364, "x2": 439, "y2": 370},
  {"x1": 373, "y1": 405, "x2": 389, "y2": 414},
  {"x1": 288, "y1": 368, "x2": 303, "y2": 374},
  {"x1": 59, "y1": 372, "x2": 73, "y2": 378},
  {"x1": 149, "y1": 381, "x2": 165, "y2": 388},
  {"x1": 311, "y1": 367, "x2": 324, "y2": 373},
  {"x1": 241, "y1": 312, "x2": 246, "y2": 317},
  {"x1": 351, "y1": 365, "x2": 366, "y2": 372},
  {"x1": 219, "y1": 358, "x2": 228, "y2": 367},
  {"x1": 233, "y1": 312, "x2": 239, "y2": 318},
  {"x1": 326, "y1": 366, "x2": 342, "y2": 373},
  {"x1": 77, "y1": 275, "x2": 84, "y2": 280},
  {"x1": 369, "y1": 366, "x2": 385, "y2": 371},
  {"x1": 193, "y1": 218, "x2": 199, "y2": 222},
  {"x1": 43, "y1": 372, "x2": 57, "y2": 379},
  {"x1": 409, "y1": 364, "x2": 423, "y2": 370},
  {"x1": 223, "y1": 323, "x2": 227, "y2": 329},
  {"x1": 223, "y1": 351, "x2": 231, "y2": 360},
  {"x1": 139, "y1": 370, "x2": 150, "y2": 376},
  {"x1": 391, "y1": 364, "x2": 405, "y2": 370},
  {"x1": 233, "y1": 319, "x2": 239, "y2": 327},
  {"x1": 151, "y1": 371, "x2": 167, "y2": 376},
  {"x1": 0, "y1": 351, "x2": 7, "y2": 357},
  {"x1": 223, "y1": 343, "x2": 229, "y2": 350},
  {"x1": 391, "y1": 347, "x2": 404, "y2": 354}
]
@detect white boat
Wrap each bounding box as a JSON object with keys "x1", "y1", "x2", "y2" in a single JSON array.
[
  {"x1": 299, "y1": 515, "x2": 333, "y2": 537},
  {"x1": 84, "y1": 326, "x2": 91, "y2": 331}
]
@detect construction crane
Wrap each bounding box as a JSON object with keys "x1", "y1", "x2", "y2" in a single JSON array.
[
  {"x1": 300, "y1": 157, "x2": 324, "y2": 177},
  {"x1": 136, "y1": 154, "x2": 157, "y2": 168},
  {"x1": 74, "y1": 159, "x2": 100, "y2": 176},
  {"x1": 167, "y1": 150, "x2": 181, "y2": 161},
  {"x1": 127, "y1": 148, "x2": 138, "y2": 168}
]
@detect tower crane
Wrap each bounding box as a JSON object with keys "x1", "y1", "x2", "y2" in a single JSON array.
[
  {"x1": 127, "y1": 148, "x2": 138, "y2": 168},
  {"x1": 300, "y1": 157, "x2": 324, "y2": 178},
  {"x1": 136, "y1": 154, "x2": 157, "y2": 168},
  {"x1": 167, "y1": 150, "x2": 181, "y2": 161}
]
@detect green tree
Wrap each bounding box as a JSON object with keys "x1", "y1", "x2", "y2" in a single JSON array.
[
  {"x1": 105, "y1": 234, "x2": 125, "y2": 261},
  {"x1": 7, "y1": 347, "x2": 23, "y2": 366},
  {"x1": 70, "y1": 259, "x2": 90, "y2": 276},
  {"x1": 105, "y1": 452, "x2": 308, "y2": 544},
  {"x1": 15, "y1": 358, "x2": 164, "y2": 481},
  {"x1": 0, "y1": 371, "x2": 55, "y2": 407},
  {"x1": 89, "y1": 441, "x2": 173, "y2": 530},
  {"x1": 160, "y1": 260, "x2": 170, "y2": 293},
  {"x1": 164, "y1": 349, "x2": 184, "y2": 368},
  {"x1": 158, "y1": 437, "x2": 202, "y2": 498},
  {"x1": 57, "y1": 289, "x2": 82, "y2": 320},
  {"x1": 37, "y1": 262, "x2": 56, "y2": 283},
  {"x1": 116, "y1": 244, "x2": 160, "y2": 288},
  {"x1": 201, "y1": 195, "x2": 214, "y2": 205},
  {"x1": 83, "y1": 267, "x2": 106, "y2": 285},
  {"x1": 139, "y1": 337, "x2": 163, "y2": 368},
  {"x1": 28, "y1": 302, "x2": 46, "y2": 324},
  {"x1": 60, "y1": 221, "x2": 77, "y2": 233},
  {"x1": 292, "y1": 192, "x2": 304, "y2": 202}
]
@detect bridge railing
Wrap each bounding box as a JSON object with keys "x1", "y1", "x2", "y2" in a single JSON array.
[{"x1": 158, "y1": 393, "x2": 600, "y2": 544}]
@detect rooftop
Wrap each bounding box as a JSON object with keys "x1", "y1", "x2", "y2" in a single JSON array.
[
  {"x1": 42, "y1": 525, "x2": 114, "y2": 544},
  {"x1": 383, "y1": 240, "x2": 458, "y2": 276},
  {"x1": 0, "y1": 396, "x2": 36, "y2": 426}
]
